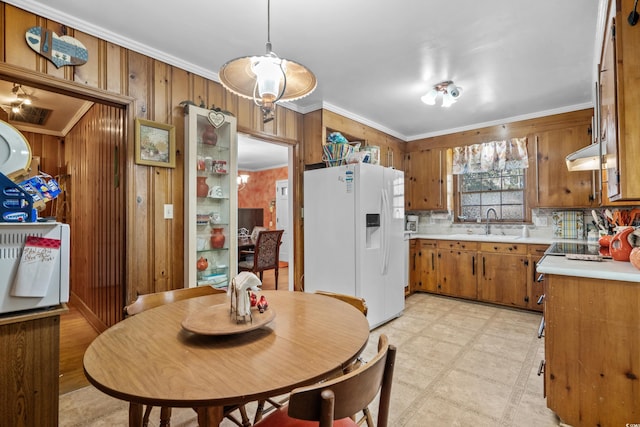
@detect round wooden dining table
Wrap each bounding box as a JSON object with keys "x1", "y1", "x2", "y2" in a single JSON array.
[{"x1": 83, "y1": 290, "x2": 370, "y2": 426}]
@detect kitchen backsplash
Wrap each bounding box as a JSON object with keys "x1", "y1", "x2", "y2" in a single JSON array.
[{"x1": 410, "y1": 207, "x2": 638, "y2": 240}]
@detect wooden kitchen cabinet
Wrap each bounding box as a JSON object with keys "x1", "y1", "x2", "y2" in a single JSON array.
[
  {"x1": 598, "y1": 0, "x2": 640, "y2": 201},
  {"x1": 302, "y1": 109, "x2": 405, "y2": 169},
  {"x1": 0, "y1": 306, "x2": 67, "y2": 427},
  {"x1": 544, "y1": 274, "x2": 639, "y2": 426},
  {"x1": 405, "y1": 148, "x2": 447, "y2": 210},
  {"x1": 437, "y1": 240, "x2": 478, "y2": 299},
  {"x1": 527, "y1": 244, "x2": 547, "y2": 312},
  {"x1": 533, "y1": 121, "x2": 595, "y2": 208},
  {"x1": 411, "y1": 239, "x2": 437, "y2": 293},
  {"x1": 414, "y1": 238, "x2": 549, "y2": 312},
  {"x1": 477, "y1": 243, "x2": 529, "y2": 308}
]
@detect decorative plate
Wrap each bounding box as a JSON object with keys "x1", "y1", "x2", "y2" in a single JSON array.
[
  {"x1": 181, "y1": 304, "x2": 275, "y2": 335},
  {"x1": 0, "y1": 120, "x2": 32, "y2": 179}
]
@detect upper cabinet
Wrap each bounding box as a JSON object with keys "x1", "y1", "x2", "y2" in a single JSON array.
[
  {"x1": 599, "y1": 0, "x2": 640, "y2": 201},
  {"x1": 302, "y1": 109, "x2": 405, "y2": 170},
  {"x1": 405, "y1": 148, "x2": 448, "y2": 211},
  {"x1": 184, "y1": 105, "x2": 238, "y2": 289},
  {"x1": 532, "y1": 120, "x2": 597, "y2": 208}
]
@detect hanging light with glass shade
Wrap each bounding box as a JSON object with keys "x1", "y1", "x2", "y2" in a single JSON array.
[{"x1": 218, "y1": 0, "x2": 317, "y2": 123}]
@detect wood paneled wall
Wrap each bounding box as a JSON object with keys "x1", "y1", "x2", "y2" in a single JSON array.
[
  {"x1": 0, "y1": 2, "x2": 304, "y2": 328},
  {"x1": 65, "y1": 104, "x2": 125, "y2": 328},
  {"x1": 407, "y1": 109, "x2": 592, "y2": 150}
]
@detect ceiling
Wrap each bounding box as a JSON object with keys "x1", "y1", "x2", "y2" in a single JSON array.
[{"x1": 5, "y1": 0, "x2": 603, "y2": 143}]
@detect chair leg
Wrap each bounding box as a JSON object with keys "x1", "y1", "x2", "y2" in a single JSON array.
[
  {"x1": 274, "y1": 267, "x2": 279, "y2": 290},
  {"x1": 159, "y1": 407, "x2": 172, "y2": 427},
  {"x1": 142, "y1": 405, "x2": 153, "y2": 427},
  {"x1": 253, "y1": 400, "x2": 267, "y2": 424},
  {"x1": 223, "y1": 404, "x2": 252, "y2": 427}
]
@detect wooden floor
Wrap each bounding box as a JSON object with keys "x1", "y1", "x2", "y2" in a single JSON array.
[
  {"x1": 59, "y1": 267, "x2": 289, "y2": 395},
  {"x1": 59, "y1": 304, "x2": 99, "y2": 395}
]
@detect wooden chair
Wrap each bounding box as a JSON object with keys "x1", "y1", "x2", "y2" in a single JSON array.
[
  {"x1": 123, "y1": 286, "x2": 252, "y2": 427},
  {"x1": 252, "y1": 334, "x2": 397, "y2": 427},
  {"x1": 238, "y1": 229, "x2": 284, "y2": 289},
  {"x1": 253, "y1": 291, "x2": 371, "y2": 426},
  {"x1": 314, "y1": 290, "x2": 368, "y2": 317}
]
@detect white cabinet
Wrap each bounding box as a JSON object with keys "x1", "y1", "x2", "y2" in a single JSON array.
[{"x1": 184, "y1": 105, "x2": 238, "y2": 288}]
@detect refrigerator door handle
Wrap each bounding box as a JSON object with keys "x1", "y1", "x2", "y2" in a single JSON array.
[{"x1": 381, "y1": 188, "x2": 391, "y2": 275}]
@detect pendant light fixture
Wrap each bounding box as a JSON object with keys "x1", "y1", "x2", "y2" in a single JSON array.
[
  {"x1": 219, "y1": 0, "x2": 317, "y2": 123},
  {"x1": 421, "y1": 80, "x2": 462, "y2": 107}
]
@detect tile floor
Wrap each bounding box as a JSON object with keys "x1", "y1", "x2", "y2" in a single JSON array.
[{"x1": 59, "y1": 293, "x2": 562, "y2": 427}]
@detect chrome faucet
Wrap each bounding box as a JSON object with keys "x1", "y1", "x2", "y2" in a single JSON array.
[{"x1": 485, "y1": 208, "x2": 498, "y2": 235}]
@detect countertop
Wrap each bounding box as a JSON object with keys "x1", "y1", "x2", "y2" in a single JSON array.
[
  {"x1": 536, "y1": 254, "x2": 640, "y2": 283},
  {"x1": 410, "y1": 233, "x2": 640, "y2": 283},
  {"x1": 410, "y1": 233, "x2": 557, "y2": 245}
]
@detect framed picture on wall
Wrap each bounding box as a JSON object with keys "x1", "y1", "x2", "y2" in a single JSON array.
[{"x1": 135, "y1": 118, "x2": 176, "y2": 168}]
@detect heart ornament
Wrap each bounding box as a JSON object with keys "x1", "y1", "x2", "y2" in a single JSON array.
[
  {"x1": 207, "y1": 111, "x2": 226, "y2": 128},
  {"x1": 25, "y1": 26, "x2": 88, "y2": 68}
]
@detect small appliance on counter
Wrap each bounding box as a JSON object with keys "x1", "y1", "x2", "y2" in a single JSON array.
[
  {"x1": 406, "y1": 215, "x2": 419, "y2": 232},
  {"x1": 0, "y1": 222, "x2": 70, "y2": 315}
]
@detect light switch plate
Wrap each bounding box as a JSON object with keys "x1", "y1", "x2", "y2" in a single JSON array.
[{"x1": 164, "y1": 204, "x2": 173, "y2": 219}]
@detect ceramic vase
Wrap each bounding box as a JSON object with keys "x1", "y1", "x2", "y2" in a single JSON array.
[
  {"x1": 210, "y1": 227, "x2": 225, "y2": 249},
  {"x1": 196, "y1": 256, "x2": 208, "y2": 271},
  {"x1": 202, "y1": 127, "x2": 218, "y2": 146},
  {"x1": 197, "y1": 176, "x2": 209, "y2": 197},
  {"x1": 610, "y1": 226, "x2": 634, "y2": 261}
]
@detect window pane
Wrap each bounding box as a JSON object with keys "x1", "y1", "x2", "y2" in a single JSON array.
[
  {"x1": 502, "y1": 191, "x2": 523, "y2": 204},
  {"x1": 502, "y1": 205, "x2": 524, "y2": 220},
  {"x1": 481, "y1": 192, "x2": 501, "y2": 205},
  {"x1": 459, "y1": 168, "x2": 525, "y2": 222},
  {"x1": 462, "y1": 205, "x2": 481, "y2": 219},
  {"x1": 461, "y1": 193, "x2": 480, "y2": 206},
  {"x1": 461, "y1": 174, "x2": 482, "y2": 192}
]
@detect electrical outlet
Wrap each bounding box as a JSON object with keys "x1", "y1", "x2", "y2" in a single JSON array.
[{"x1": 164, "y1": 204, "x2": 173, "y2": 219}]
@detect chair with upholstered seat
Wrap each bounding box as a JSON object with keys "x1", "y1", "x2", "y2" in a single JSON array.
[
  {"x1": 252, "y1": 334, "x2": 396, "y2": 427},
  {"x1": 238, "y1": 229, "x2": 284, "y2": 289},
  {"x1": 123, "y1": 286, "x2": 252, "y2": 427}
]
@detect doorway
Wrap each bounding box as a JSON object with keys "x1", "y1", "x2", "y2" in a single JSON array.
[
  {"x1": 237, "y1": 133, "x2": 293, "y2": 289},
  {"x1": 275, "y1": 179, "x2": 289, "y2": 262},
  {"x1": 1, "y1": 64, "x2": 129, "y2": 393}
]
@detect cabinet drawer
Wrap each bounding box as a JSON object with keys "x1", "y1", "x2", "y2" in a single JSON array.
[
  {"x1": 528, "y1": 244, "x2": 549, "y2": 256},
  {"x1": 479, "y1": 242, "x2": 526, "y2": 254},
  {"x1": 437, "y1": 240, "x2": 478, "y2": 251},
  {"x1": 418, "y1": 239, "x2": 437, "y2": 248}
]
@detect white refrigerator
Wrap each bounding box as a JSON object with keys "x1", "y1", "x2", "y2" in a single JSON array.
[{"x1": 304, "y1": 163, "x2": 405, "y2": 329}]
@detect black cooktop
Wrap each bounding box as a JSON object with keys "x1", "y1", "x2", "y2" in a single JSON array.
[{"x1": 545, "y1": 241, "x2": 610, "y2": 258}]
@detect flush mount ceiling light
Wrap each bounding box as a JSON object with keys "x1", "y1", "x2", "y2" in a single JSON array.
[
  {"x1": 421, "y1": 80, "x2": 462, "y2": 107},
  {"x1": 219, "y1": 0, "x2": 317, "y2": 123}
]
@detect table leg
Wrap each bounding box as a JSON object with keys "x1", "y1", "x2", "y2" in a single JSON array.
[
  {"x1": 196, "y1": 405, "x2": 224, "y2": 426},
  {"x1": 128, "y1": 402, "x2": 143, "y2": 427}
]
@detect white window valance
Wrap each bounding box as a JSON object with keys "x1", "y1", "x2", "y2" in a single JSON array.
[{"x1": 452, "y1": 137, "x2": 528, "y2": 175}]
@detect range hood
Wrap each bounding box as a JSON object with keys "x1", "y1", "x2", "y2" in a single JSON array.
[{"x1": 565, "y1": 142, "x2": 606, "y2": 171}]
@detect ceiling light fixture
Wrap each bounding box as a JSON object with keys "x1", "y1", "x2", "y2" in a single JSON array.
[
  {"x1": 421, "y1": 80, "x2": 462, "y2": 107},
  {"x1": 9, "y1": 83, "x2": 32, "y2": 114},
  {"x1": 218, "y1": 0, "x2": 317, "y2": 123}
]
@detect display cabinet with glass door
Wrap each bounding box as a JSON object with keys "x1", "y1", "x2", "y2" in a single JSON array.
[{"x1": 184, "y1": 105, "x2": 237, "y2": 289}]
